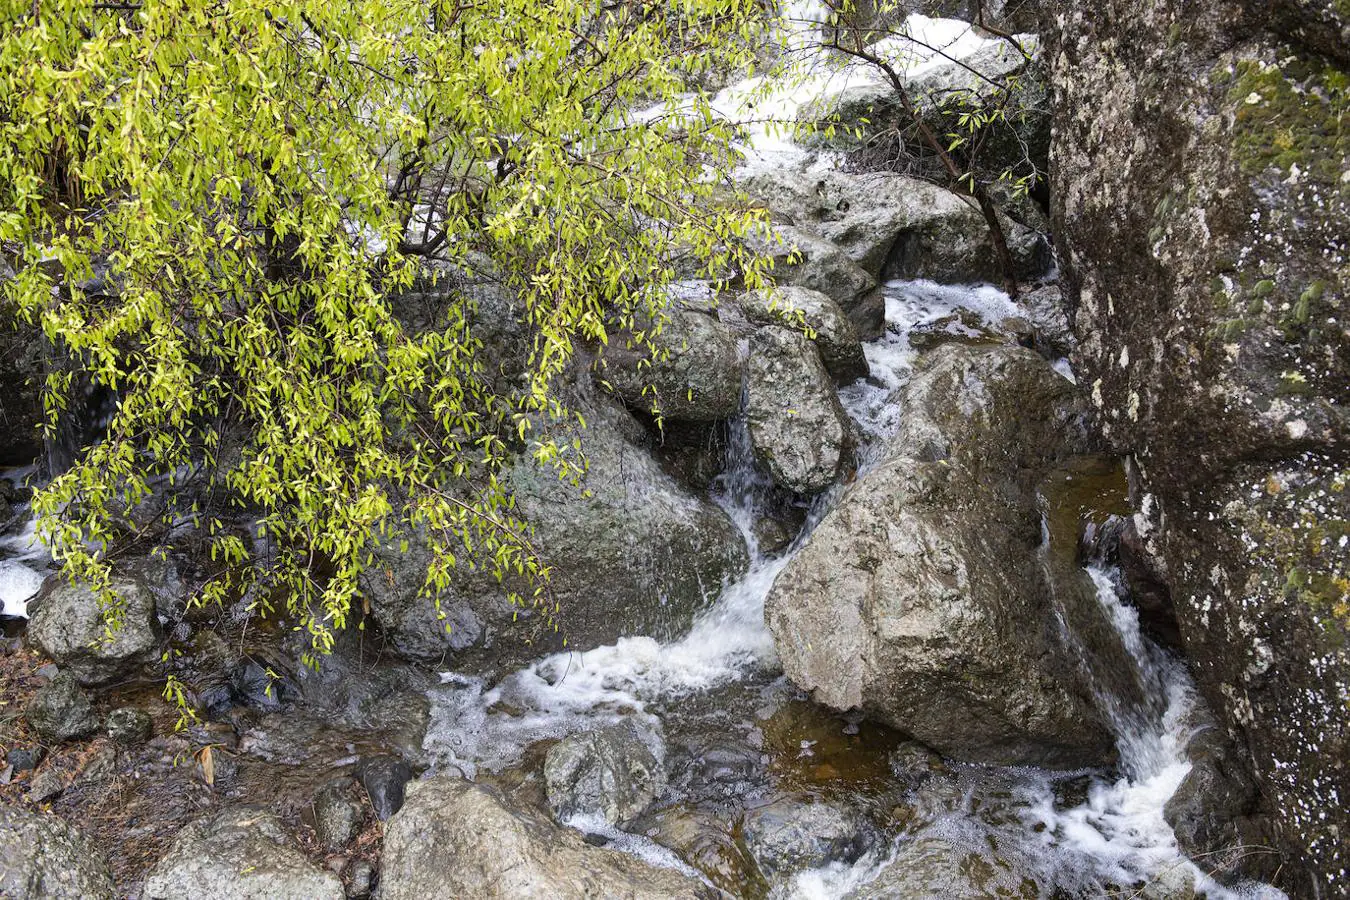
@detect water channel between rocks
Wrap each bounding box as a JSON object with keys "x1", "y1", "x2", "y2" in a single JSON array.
[{"x1": 419, "y1": 281, "x2": 1288, "y2": 900}]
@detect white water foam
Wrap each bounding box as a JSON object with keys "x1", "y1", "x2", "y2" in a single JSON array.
[
  {"x1": 1, "y1": 468, "x2": 48, "y2": 618},
  {"x1": 703, "y1": 12, "x2": 1010, "y2": 177},
  {"x1": 425, "y1": 419, "x2": 789, "y2": 776},
  {"x1": 838, "y1": 279, "x2": 1023, "y2": 443},
  {"x1": 815, "y1": 567, "x2": 1287, "y2": 900},
  {"x1": 563, "y1": 812, "x2": 707, "y2": 881}
]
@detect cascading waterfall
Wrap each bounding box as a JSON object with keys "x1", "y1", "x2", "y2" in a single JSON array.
[
  {"x1": 0, "y1": 466, "x2": 46, "y2": 620},
  {"x1": 420, "y1": 277, "x2": 1287, "y2": 899}
]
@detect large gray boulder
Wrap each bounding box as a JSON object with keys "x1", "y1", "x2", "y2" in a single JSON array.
[
  {"x1": 544, "y1": 724, "x2": 667, "y2": 827},
  {"x1": 745, "y1": 225, "x2": 884, "y2": 339},
  {"x1": 597, "y1": 310, "x2": 743, "y2": 421},
  {"x1": 1046, "y1": 0, "x2": 1349, "y2": 889},
  {"x1": 745, "y1": 327, "x2": 851, "y2": 495},
  {"x1": 28, "y1": 574, "x2": 160, "y2": 685},
  {"x1": 141, "y1": 808, "x2": 343, "y2": 900},
  {"x1": 0, "y1": 806, "x2": 116, "y2": 899},
  {"x1": 363, "y1": 393, "x2": 748, "y2": 669},
  {"x1": 739, "y1": 169, "x2": 1046, "y2": 287},
  {"x1": 765, "y1": 345, "x2": 1114, "y2": 768},
  {"x1": 738, "y1": 286, "x2": 868, "y2": 383},
  {"x1": 379, "y1": 776, "x2": 712, "y2": 899}
]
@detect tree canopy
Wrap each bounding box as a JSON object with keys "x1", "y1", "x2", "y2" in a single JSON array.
[{"x1": 0, "y1": 0, "x2": 773, "y2": 668}]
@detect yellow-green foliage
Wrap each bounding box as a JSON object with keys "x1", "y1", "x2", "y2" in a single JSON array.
[{"x1": 0, "y1": 0, "x2": 773, "y2": 665}]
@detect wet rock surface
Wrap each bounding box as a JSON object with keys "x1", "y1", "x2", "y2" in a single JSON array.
[
  {"x1": 27, "y1": 574, "x2": 161, "y2": 685},
  {"x1": 543, "y1": 724, "x2": 667, "y2": 827},
  {"x1": 309, "y1": 777, "x2": 366, "y2": 851},
  {"x1": 739, "y1": 286, "x2": 869, "y2": 383},
  {"x1": 598, "y1": 309, "x2": 744, "y2": 421},
  {"x1": 846, "y1": 836, "x2": 1044, "y2": 899},
  {"x1": 744, "y1": 225, "x2": 885, "y2": 339},
  {"x1": 141, "y1": 807, "x2": 344, "y2": 900},
  {"x1": 1164, "y1": 719, "x2": 1263, "y2": 883},
  {"x1": 766, "y1": 344, "x2": 1113, "y2": 767},
  {"x1": 741, "y1": 794, "x2": 877, "y2": 877},
  {"x1": 739, "y1": 169, "x2": 1047, "y2": 293},
  {"x1": 0, "y1": 804, "x2": 117, "y2": 899},
  {"x1": 379, "y1": 775, "x2": 711, "y2": 899},
  {"x1": 355, "y1": 754, "x2": 413, "y2": 821},
  {"x1": 362, "y1": 391, "x2": 749, "y2": 670},
  {"x1": 745, "y1": 327, "x2": 851, "y2": 494},
  {"x1": 25, "y1": 672, "x2": 100, "y2": 742}
]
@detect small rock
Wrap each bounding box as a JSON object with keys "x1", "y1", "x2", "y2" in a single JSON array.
[
  {"x1": 312, "y1": 778, "x2": 365, "y2": 851},
  {"x1": 229, "y1": 657, "x2": 286, "y2": 710},
  {"x1": 345, "y1": 860, "x2": 376, "y2": 899},
  {"x1": 357, "y1": 755, "x2": 413, "y2": 821},
  {"x1": 742, "y1": 795, "x2": 876, "y2": 877},
  {"x1": 25, "y1": 673, "x2": 100, "y2": 742},
  {"x1": 105, "y1": 706, "x2": 154, "y2": 745},
  {"x1": 888, "y1": 741, "x2": 947, "y2": 783},
  {"x1": 544, "y1": 724, "x2": 667, "y2": 828},
  {"x1": 78, "y1": 744, "x2": 118, "y2": 782},
  {"x1": 27, "y1": 768, "x2": 67, "y2": 804},
  {"x1": 7, "y1": 746, "x2": 44, "y2": 772}
]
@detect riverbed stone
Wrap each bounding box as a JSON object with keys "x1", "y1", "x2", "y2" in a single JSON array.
[
  {"x1": 738, "y1": 286, "x2": 868, "y2": 383},
  {"x1": 142, "y1": 807, "x2": 344, "y2": 900},
  {"x1": 356, "y1": 754, "x2": 412, "y2": 821},
  {"x1": 544, "y1": 724, "x2": 667, "y2": 827},
  {"x1": 1163, "y1": 717, "x2": 1262, "y2": 883},
  {"x1": 745, "y1": 225, "x2": 884, "y2": 339},
  {"x1": 740, "y1": 168, "x2": 1047, "y2": 290},
  {"x1": 27, "y1": 573, "x2": 160, "y2": 685},
  {"x1": 379, "y1": 775, "x2": 712, "y2": 899},
  {"x1": 741, "y1": 795, "x2": 877, "y2": 877},
  {"x1": 766, "y1": 344, "x2": 1114, "y2": 768},
  {"x1": 597, "y1": 309, "x2": 743, "y2": 421},
  {"x1": 25, "y1": 673, "x2": 100, "y2": 743},
  {"x1": 105, "y1": 706, "x2": 153, "y2": 745},
  {"x1": 311, "y1": 778, "x2": 365, "y2": 851},
  {"x1": 363, "y1": 392, "x2": 748, "y2": 670},
  {"x1": 0, "y1": 805, "x2": 116, "y2": 899},
  {"x1": 745, "y1": 327, "x2": 851, "y2": 494},
  {"x1": 846, "y1": 836, "x2": 1044, "y2": 899}
]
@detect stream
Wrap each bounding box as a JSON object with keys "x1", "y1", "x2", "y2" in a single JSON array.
[
  {"x1": 419, "y1": 280, "x2": 1288, "y2": 899},
  {"x1": 0, "y1": 10, "x2": 1300, "y2": 898}
]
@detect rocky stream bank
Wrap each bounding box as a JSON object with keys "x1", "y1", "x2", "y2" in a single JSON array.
[{"x1": 1, "y1": 2, "x2": 1345, "y2": 898}]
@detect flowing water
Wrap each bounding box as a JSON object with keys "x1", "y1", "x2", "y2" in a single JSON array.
[
  {"x1": 422, "y1": 277, "x2": 1288, "y2": 898},
  {"x1": 0, "y1": 466, "x2": 47, "y2": 621},
  {"x1": 0, "y1": 12, "x2": 1292, "y2": 897}
]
